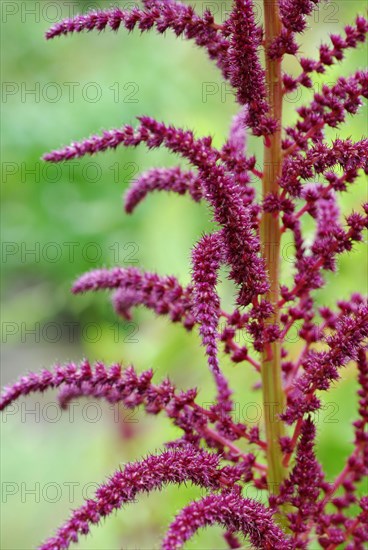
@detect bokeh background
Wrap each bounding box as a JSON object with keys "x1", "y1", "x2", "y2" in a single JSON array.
[{"x1": 1, "y1": 1, "x2": 367, "y2": 548}]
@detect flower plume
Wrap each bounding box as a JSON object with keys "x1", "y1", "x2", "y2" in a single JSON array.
[
  {"x1": 72, "y1": 267, "x2": 196, "y2": 328},
  {"x1": 162, "y1": 490, "x2": 292, "y2": 549},
  {"x1": 124, "y1": 167, "x2": 202, "y2": 213},
  {"x1": 39, "y1": 447, "x2": 222, "y2": 550}
]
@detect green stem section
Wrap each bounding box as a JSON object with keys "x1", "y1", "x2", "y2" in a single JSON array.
[{"x1": 261, "y1": 0, "x2": 286, "y2": 495}]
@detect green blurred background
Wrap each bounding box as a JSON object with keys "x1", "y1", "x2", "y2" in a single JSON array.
[{"x1": 1, "y1": 1, "x2": 367, "y2": 548}]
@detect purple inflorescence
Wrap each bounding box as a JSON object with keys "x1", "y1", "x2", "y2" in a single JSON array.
[
  {"x1": 124, "y1": 166, "x2": 202, "y2": 213},
  {"x1": 72, "y1": 266, "x2": 196, "y2": 329},
  {"x1": 162, "y1": 490, "x2": 292, "y2": 549},
  {"x1": 39, "y1": 447, "x2": 223, "y2": 549},
  {"x1": 226, "y1": 0, "x2": 276, "y2": 135}
]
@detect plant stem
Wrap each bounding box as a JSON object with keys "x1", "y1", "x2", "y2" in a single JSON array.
[{"x1": 261, "y1": 0, "x2": 287, "y2": 495}]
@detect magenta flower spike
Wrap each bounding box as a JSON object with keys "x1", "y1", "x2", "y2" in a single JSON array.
[
  {"x1": 38, "y1": 447, "x2": 223, "y2": 550},
  {"x1": 72, "y1": 267, "x2": 196, "y2": 328},
  {"x1": 162, "y1": 490, "x2": 292, "y2": 549},
  {"x1": 2, "y1": 1, "x2": 368, "y2": 548},
  {"x1": 226, "y1": 0, "x2": 276, "y2": 135},
  {"x1": 45, "y1": 2, "x2": 230, "y2": 78},
  {"x1": 124, "y1": 166, "x2": 202, "y2": 213}
]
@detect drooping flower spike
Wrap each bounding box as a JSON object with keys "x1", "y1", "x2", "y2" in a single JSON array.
[
  {"x1": 162, "y1": 490, "x2": 292, "y2": 550},
  {"x1": 72, "y1": 267, "x2": 196, "y2": 329},
  {"x1": 192, "y1": 231, "x2": 234, "y2": 413},
  {"x1": 192, "y1": 232, "x2": 224, "y2": 374},
  {"x1": 38, "y1": 446, "x2": 223, "y2": 549},
  {"x1": 0, "y1": 361, "x2": 152, "y2": 412},
  {"x1": 45, "y1": 117, "x2": 269, "y2": 305},
  {"x1": 225, "y1": 0, "x2": 276, "y2": 135},
  {"x1": 124, "y1": 166, "x2": 202, "y2": 213},
  {"x1": 0, "y1": 360, "x2": 266, "y2": 466},
  {"x1": 45, "y1": 2, "x2": 231, "y2": 79}
]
